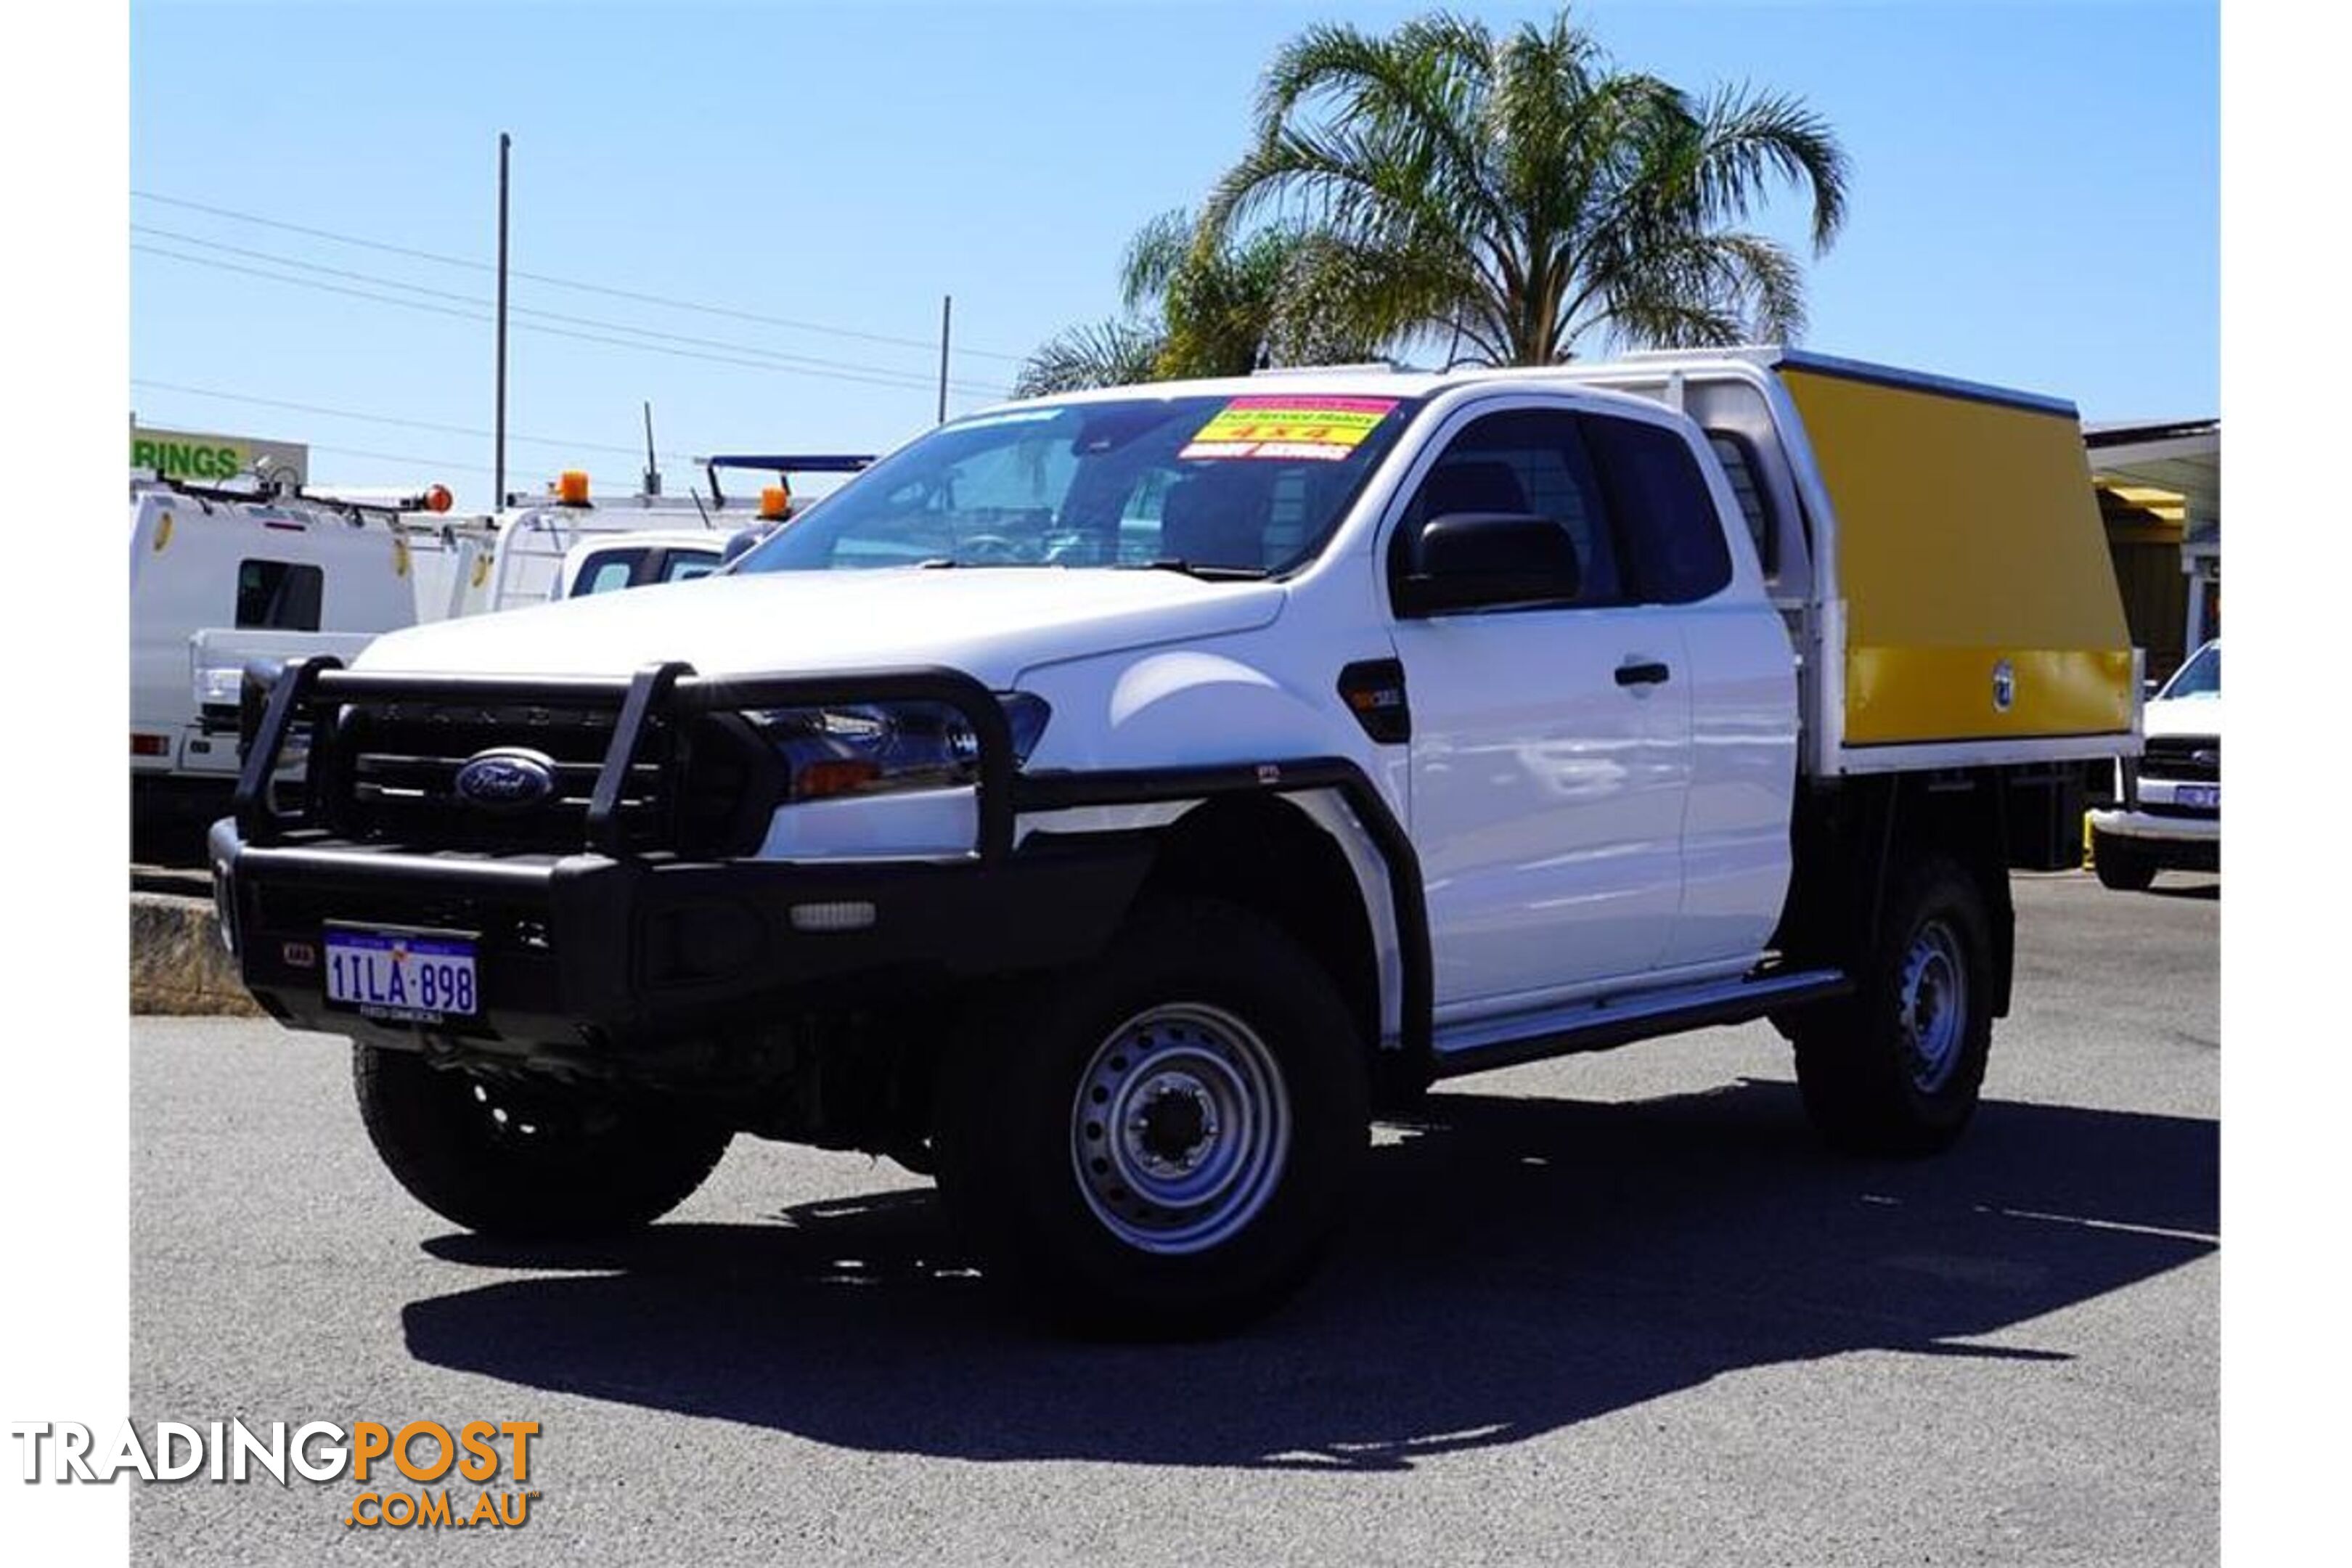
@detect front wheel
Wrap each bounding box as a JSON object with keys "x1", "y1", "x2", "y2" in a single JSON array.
[
  {"x1": 1792, "y1": 854, "x2": 1995, "y2": 1156},
  {"x1": 353, "y1": 1046, "x2": 732, "y2": 1238},
  {"x1": 933, "y1": 897, "x2": 1369, "y2": 1337}
]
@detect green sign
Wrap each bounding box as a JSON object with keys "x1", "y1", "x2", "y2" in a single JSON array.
[{"x1": 131, "y1": 425, "x2": 308, "y2": 485}]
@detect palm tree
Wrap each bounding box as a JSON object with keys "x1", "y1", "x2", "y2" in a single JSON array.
[
  {"x1": 1122, "y1": 209, "x2": 1379, "y2": 377},
  {"x1": 1200, "y1": 8, "x2": 1850, "y2": 365},
  {"x1": 1014, "y1": 209, "x2": 1383, "y2": 395}
]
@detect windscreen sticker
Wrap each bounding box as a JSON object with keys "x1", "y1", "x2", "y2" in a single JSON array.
[{"x1": 1180, "y1": 396, "x2": 1400, "y2": 462}]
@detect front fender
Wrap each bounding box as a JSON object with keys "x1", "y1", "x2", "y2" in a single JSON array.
[{"x1": 1018, "y1": 645, "x2": 1380, "y2": 776}]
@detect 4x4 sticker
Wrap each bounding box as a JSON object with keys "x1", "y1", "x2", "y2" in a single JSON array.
[{"x1": 1180, "y1": 396, "x2": 1400, "y2": 462}]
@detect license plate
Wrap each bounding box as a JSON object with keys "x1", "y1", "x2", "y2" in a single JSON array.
[
  {"x1": 2176, "y1": 785, "x2": 2219, "y2": 812},
  {"x1": 324, "y1": 926, "x2": 480, "y2": 1023}
]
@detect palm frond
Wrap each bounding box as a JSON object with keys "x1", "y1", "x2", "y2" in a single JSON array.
[{"x1": 1012, "y1": 318, "x2": 1169, "y2": 398}]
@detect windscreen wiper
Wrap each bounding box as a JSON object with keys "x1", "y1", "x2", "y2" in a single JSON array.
[{"x1": 1128, "y1": 558, "x2": 1271, "y2": 581}]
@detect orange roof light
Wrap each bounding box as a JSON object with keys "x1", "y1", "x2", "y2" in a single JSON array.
[
  {"x1": 759, "y1": 484, "x2": 791, "y2": 520},
  {"x1": 423, "y1": 483, "x2": 454, "y2": 514},
  {"x1": 558, "y1": 470, "x2": 591, "y2": 506}
]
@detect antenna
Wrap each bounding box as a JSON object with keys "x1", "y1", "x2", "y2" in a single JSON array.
[
  {"x1": 641, "y1": 401, "x2": 661, "y2": 497},
  {"x1": 688, "y1": 486, "x2": 712, "y2": 528}
]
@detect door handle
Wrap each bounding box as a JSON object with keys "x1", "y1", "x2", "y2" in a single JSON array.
[{"x1": 1614, "y1": 659, "x2": 1671, "y2": 687}]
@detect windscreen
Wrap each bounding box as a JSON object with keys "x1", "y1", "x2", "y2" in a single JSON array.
[
  {"x1": 2161, "y1": 642, "x2": 2219, "y2": 698},
  {"x1": 733, "y1": 394, "x2": 1420, "y2": 578}
]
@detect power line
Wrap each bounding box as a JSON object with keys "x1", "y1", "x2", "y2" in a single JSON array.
[
  {"x1": 131, "y1": 224, "x2": 1008, "y2": 396},
  {"x1": 130, "y1": 188, "x2": 1030, "y2": 364},
  {"x1": 128, "y1": 377, "x2": 702, "y2": 463},
  {"x1": 134, "y1": 242, "x2": 1009, "y2": 398}
]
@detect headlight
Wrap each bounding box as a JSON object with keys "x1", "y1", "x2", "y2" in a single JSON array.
[{"x1": 743, "y1": 693, "x2": 1050, "y2": 802}]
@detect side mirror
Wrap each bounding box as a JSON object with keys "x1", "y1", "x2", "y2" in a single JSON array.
[
  {"x1": 1395, "y1": 512, "x2": 1581, "y2": 617},
  {"x1": 720, "y1": 526, "x2": 767, "y2": 567}
]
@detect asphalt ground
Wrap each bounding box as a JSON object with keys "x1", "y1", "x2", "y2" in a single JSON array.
[{"x1": 129, "y1": 870, "x2": 2218, "y2": 1567}]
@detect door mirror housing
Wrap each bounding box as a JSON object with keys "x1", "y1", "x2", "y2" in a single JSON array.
[{"x1": 1395, "y1": 512, "x2": 1582, "y2": 616}]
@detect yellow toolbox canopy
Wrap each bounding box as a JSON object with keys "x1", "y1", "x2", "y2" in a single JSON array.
[{"x1": 1781, "y1": 361, "x2": 2133, "y2": 747}]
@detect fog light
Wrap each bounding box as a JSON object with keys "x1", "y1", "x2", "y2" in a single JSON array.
[{"x1": 789, "y1": 901, "x2": 876, "y2": 934}]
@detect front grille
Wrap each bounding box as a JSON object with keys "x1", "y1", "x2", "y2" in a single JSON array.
[
  {"x1": 2141, "y1": 734, "x2": 2219, "y2": 784},
  {"x1": 237, "y1": 662, "x2": 1003, "y2": 862},
  {"x1": 314, "y1": 699, "x2": 671, "y2": 853}
]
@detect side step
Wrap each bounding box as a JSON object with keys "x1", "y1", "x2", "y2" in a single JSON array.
[{"x1": 1429, "y1": 967, "x2": 1851, "y2": 1081}]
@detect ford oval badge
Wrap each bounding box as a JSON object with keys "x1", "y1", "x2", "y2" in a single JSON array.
[{"x1": 453, "y1": 748, "x2": 558, "y2": 812}]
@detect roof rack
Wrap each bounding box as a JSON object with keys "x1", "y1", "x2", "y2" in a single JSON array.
[{"x1": 696, "y1": 453, "x2": 875, "y2": 509}]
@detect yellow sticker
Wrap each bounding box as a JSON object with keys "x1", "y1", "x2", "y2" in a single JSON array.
[{"x1": 1181, "y1": 396, "x2": 1400, "y2": 462}]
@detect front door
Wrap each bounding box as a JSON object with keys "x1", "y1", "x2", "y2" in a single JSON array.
[{"x1": 1386, "y1": 401, "x2": 1696, "y2": 1016}]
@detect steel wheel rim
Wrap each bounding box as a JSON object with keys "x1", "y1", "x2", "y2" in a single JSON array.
[
  {"x1": 1899, "y1": 918, "x2": 1969, "y2": 1093},
  {"x1": 1069, "y1": 1003, "x2": 1291, "y2": 1255}
]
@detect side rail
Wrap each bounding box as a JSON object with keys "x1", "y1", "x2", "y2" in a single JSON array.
[{"x1": 232, "y1": 657, "x2": 1016, "y2": 862}]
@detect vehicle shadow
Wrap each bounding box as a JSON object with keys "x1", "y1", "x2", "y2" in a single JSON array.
[{"x1": 402, "y1": 1079, "x2": 2216, "y2": 1471}]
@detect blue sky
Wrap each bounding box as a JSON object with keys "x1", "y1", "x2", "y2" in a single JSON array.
[{"x1": 129, "y1": 0, "x2": 2217, "y2": 508}]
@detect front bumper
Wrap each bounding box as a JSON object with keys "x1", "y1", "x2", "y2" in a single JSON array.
[
  {"x1": 2087, "y1": 806, "x2": 2219, "y2": 845},
  {"x1": 2087, "y1": 806, "x2": 2219, "y2": 872},
  {"x1": 210, "y1": 819, "x2": 1153, "y2": 1055},
  {"x1": 210, "y1": 656, "x2": 1153, "y2": 1058}
]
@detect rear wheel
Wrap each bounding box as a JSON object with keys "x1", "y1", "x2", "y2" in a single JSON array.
[
  {"x1": 353, "y1": 1046, "x2": 732, "y2": 1238},
  {"x1": 2091, "y1": 830, "x2": 2159, "y2": 891},
  {"x1": 934, "y1": 897, "x2": 1368, "y2": 1337},
  {"x1": 1793, "y1": 854, "x2": 1994, "y2": 1156}
]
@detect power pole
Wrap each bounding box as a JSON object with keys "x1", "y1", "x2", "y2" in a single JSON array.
[
  {"x1": 936, "y1": 294, "x2": 952, "y2": 424},
  {"x1": 494, "y1": 132, "x2": 512, "y2": 506}
]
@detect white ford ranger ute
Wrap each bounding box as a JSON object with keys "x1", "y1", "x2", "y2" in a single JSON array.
[{"x1": 211, "y1": 350, "x2": 2139, "y2": 1334}]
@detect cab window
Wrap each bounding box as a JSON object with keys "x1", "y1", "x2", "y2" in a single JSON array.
[
  {"x1": 1585, "y1": 415, "x2": 1734, "y2": 603},
  {"x1": 1388, "y1": 407, "x2": 1625, "y2": 608},
  {"x1": 659, "y1": 552, "x2": 722, "y2": 583},
  {"x1": 572, "y1": 550, "x2": 647, "y2": 597}
]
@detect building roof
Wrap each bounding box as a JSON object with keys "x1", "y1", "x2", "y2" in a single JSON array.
[{"x1": 2084, "y1": 419, "x2": 2219, "y2": 528}]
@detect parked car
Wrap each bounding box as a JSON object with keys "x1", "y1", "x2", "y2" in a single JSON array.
[
  {"x1": 2088, "y1": 639, "x2": 2219, "y2": 889},
  {"x1": 211, "y1": 348, "x2": 2134, "y2": 1335}
]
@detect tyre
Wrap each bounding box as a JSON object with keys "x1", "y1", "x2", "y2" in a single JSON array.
[
  {"x1": 353, "y1": 1046, "x2": 732, "y2": 1238},
  {"x1": 933, "y1": 896, "x2": 1370, "y2": 1337},
  {"x1": 2091, "y1": 830, "x2": 2159, "y2": 891},
  {"x1": 1792, "y1": 853, "x2": 1994, "y2": 1156}
]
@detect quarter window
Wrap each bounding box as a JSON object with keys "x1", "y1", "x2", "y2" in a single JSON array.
[
  {"x1": 234, "y1": 560, "x2": 323, "y2": 629},
  {"x1": 1704, "y1": 431, "x2": 1776, "y2": 575}
]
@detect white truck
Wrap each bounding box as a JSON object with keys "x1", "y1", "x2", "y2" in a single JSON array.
[
  {"x1": 410, "y1": 457, "x2": 867, "y2": 617},
  {"x1": 210, "y1": 351, "x2": 2138, "y2": 1334},
  {"x1": 130, "y1": 475, "x2": 430, "y2": 849}
]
